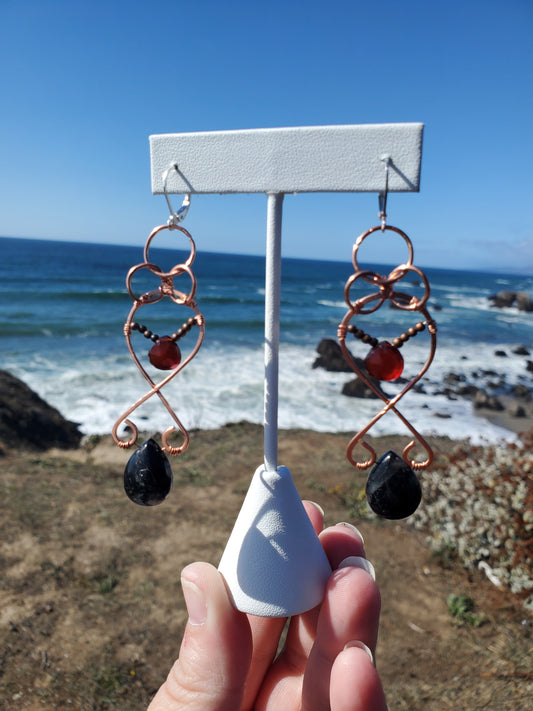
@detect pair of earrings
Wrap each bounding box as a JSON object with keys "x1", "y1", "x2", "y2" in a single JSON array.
[{"x1": 112, "y1": 177, "x2": 437, "y2": 520}]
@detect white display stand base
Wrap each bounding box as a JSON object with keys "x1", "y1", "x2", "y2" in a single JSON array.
[{"x1": 218, "y1": 464, "x2": 332, "y2": 617}]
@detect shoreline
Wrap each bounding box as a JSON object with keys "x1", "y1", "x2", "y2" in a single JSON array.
[
  {"x1": 95, "y1": 402, "x2": 533, "y2": 450},
  {"x1": 472, "y1": 393, "x2": 533, "y2": 438},
  {"x1": 79, "y1": 419, "x2": 532, "y2": 464},
  {"x1": 75, "y1": 415, "x2": 533, "y2": 473}
]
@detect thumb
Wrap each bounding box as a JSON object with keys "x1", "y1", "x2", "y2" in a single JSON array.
[{"x1": 148, "y1": 562, "x2": 252, "y2": 711}]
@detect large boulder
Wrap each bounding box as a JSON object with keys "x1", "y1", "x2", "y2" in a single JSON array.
[
  {"x1": 513, "y1": 346, "x2": 530, "y2": 356},
  {"x1": 313, "y1": 339, "x2": 390, "y2": 399},
  {"x1": 510, "y1": 384, "x2": 532, "y2": 401},
  {"x1": 313, "y1": 338, "x2": 356, "y2": 372},
  {"x1": 0, "y1": 370, "x2": 82, "y2": 452},
  {"x1": 342, "y1": 377, "x2": 388, "y2": 399},
  {"x1": 489, "y1": 290, "x2": 533, "y2": 312},
  {"x1": 489, "y1": 290, "x2": 517, "y2": 308},
  {"x1": 473, "y1": 389, "x2": 504, "y2": 411},
  {"x1": 516, "y1": 292, "x2": 533, "y2": 312}
]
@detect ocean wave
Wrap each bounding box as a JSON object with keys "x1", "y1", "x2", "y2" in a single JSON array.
[
  {"x1": 11, "y1": 340, "x2": 522, "y2": 446},
  {"x1": 2, "y1": 237, "x2": 529, "y2": 447},
  {"x1": 444, "y1": 295, "x2": 495, "y2": 312},
  {"x1": 1, "y1": 289, "x2": 129, "y2": 302},
  {"x1": 317, "y1": 299, "x2": 345, "y2": 309}
]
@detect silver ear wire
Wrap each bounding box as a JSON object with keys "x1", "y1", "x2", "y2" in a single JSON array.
[
  {"x1": 162, "y1": 163, "x2": 191, "y2": 226},
  {"x1": 378, "y1": 155, "x2": 391, "y2": 230}
]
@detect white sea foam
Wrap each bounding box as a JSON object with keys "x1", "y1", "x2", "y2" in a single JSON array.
[
  {"x1": 3, "y1": 237, "x2": 529, "y2": 450},
  {"x1": 445, "y1": 295, "x2": 496, "y2": 312},
  {"x1": 317, "y1": 299, "x2": 345, "y2": 309},
  {"x1": 13, "y1": 339, "x2": 521, "y2": 446}
]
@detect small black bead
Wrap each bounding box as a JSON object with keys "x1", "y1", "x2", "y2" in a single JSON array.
[
  {"x1": 366, "y1": 450, "x2": 422, "y2": 519},
  {"x1": 124, "y1": 439, "x2": 173, "y2": 506}
]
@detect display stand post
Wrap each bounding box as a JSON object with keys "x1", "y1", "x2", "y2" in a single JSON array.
[
  {"x1": 149, "y1": 124, "x2": 424, "y2": 616},
  {"x1": 264, "y1": 192, "x2": 284, "y2": 473}
]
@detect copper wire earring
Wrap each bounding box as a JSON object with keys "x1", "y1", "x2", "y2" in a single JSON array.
[
  {"x1": 112, "y1": 166, "x2": 205, "y2": 506},
  {"x1": 338, "y1": 163, "x2": 437, "y2": 519}
]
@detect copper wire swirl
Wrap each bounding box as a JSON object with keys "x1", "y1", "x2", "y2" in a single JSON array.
[
  {"x1": 338, "y1": 224, "x2": 437, "y2": 471},
  {"x1": 112, "y1": 223, "x2": 205, "y2": 455}
]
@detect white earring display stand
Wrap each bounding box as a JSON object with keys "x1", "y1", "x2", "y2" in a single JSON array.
[{"x1": 149, "y1": 124, "x2": 424, "y2": 617}]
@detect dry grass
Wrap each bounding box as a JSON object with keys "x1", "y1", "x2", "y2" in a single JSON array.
[{"x1": 0, "y1": 423, "x2": 531, "y2": 709}]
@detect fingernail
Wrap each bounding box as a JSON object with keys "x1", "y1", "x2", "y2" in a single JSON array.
[
  {"x1": 335, "y1": 522, "x2": 365, "y2": 544},
  {"x1": 338, "y1": 555, "x2": 376, "y2": 581},
  {"x1": 344, "y1": 640, "x2": 374, "y2": 665},
  {"x1": 306, "y1": 500, "x2": 325, "y2": 516},
  {"x1": 181, "y1": 578, "x2": 207, "y2": 626}
]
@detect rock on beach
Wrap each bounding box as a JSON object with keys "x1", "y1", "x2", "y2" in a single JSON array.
[
  {"x1": 313, "y1": 339, "x2": 533, "y2": 435},
  {"x1": 313, "y1": 338, "x2": 390, "y2": 399},
  {"x1": 0, "y1": 370, "x2": 82, "y2": 452},
  {"x1": 489, "y1": 290, "x2": 533, "y2": 312}
]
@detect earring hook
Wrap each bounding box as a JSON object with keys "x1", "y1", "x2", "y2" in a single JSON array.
[
  {"x1": 162, "y1": 163, "x2": 191, "y2": 226},
  {"x1": 378, "y1": 155, "x2": 391, "y2": 231}
]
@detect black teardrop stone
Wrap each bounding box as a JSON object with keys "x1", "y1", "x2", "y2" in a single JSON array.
[
  {"x1": 366, "y1": 450, "x2": 422, "y2": 519},
  {"x1": 124, "y1": 438, "x2": 172, "y2": 506}
]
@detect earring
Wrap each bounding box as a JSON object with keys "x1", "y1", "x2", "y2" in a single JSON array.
[
  {"x1": 112, "y1": 166, "x2": 205, "y2": 506},
  {"x1": 337, "y1": 166, "x2": 437, "y2": 519}
]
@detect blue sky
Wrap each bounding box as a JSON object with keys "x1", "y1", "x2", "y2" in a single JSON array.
[{"x1": 0, "y1": 0, "x2": 532, "y2": 272}]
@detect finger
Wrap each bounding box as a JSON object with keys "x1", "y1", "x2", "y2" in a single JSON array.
[
  {"x1": 243, "y1": 500, "x2": 325, "y2": 710},
  {"x1": 319, "y1": 522, "x2": 366, "y2": 568},
  {"x1": 148, "y1": 562, "x2": 252, "y2": 711},
  {"x1": 302, "y1": 499, "x2": 326, "y2": 534},
  {"x1": 330, "y1": 645, "x2": 388, "y2": 711},
  {"x1": 258, "y1": 521, "x2": 367, "y2": 708},
  {"x1": 285, "y1": 522, "x2": 367, "y2": 662},
  {"x1": 301, "y1": 564, "x2": 381, "y2": 711},
  {"x1": 242, "y1": 614, "x2": 287, "y2": 711}
]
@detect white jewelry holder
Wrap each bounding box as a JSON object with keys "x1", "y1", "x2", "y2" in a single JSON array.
[{"x1": 149, "y1": 124, "x2": 424, "y2": 617}]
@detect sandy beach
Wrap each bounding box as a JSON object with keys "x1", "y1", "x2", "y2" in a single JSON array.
[{"x1": 0, "y1": 422, "x2": 531, "y2": 709}]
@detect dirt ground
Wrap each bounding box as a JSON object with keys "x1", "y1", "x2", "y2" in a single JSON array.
[{"x1": 0, "y1": 423, "x2": 531, "y2": 710}]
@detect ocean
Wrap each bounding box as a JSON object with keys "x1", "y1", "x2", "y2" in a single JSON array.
[{"x1": 1, "y1": 236, "x2": 531, "y2": 445}]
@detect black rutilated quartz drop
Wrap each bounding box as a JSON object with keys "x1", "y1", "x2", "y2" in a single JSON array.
[
  {"x1": 124, "y1": 438, "x2": 172, "y2": 506},
  {"x1": 366, "y1": 450, "x2": 422, "y2": 519}
]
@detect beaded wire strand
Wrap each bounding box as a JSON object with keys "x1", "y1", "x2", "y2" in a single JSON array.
[
  {"x1": 346, "y1": 319, "x2": 433, "y2": 350},
  {"x1": 131, "y1": 317, "x2": 198, "y2": 344}
]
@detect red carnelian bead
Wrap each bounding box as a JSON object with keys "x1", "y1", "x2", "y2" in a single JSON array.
[
  {"x1": 364, "y1": 341, "x2": 404, "y2": 381},
  {"x1": 148, "y1": 337, "x2": 181, "y2": 370}
]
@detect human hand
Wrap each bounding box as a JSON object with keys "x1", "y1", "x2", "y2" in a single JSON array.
[{"x1": 148, "y1": 502, "x2": 387, "y2": 711}]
